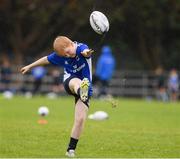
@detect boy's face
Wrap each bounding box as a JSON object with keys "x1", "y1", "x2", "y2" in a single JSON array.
[
  {"x1": 58, "y1": 42, "x2": 76, "y2": 58},
  {"x1": 64, "y1": 42, "x2": 76, "y2": 57}
]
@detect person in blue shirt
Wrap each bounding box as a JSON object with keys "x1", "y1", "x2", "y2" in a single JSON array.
[
  {"x1": 94, "y1": 45, "x2": 115, "y2": 97},
  {"x1": 31, "y1": 66, "x2": 46, "y2": 94},
  {"x1": 20, "y1": 36, "x2": 94, "y2": 157}
]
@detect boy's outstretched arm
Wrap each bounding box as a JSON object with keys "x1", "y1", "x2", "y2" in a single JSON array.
[{"x1": 20, "y1": 56, "x2": 50, "y2": 74}]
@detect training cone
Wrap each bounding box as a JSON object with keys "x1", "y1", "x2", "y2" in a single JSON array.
[{"x1": 38, "y1": 119, "x2": 48, "y2": 124}]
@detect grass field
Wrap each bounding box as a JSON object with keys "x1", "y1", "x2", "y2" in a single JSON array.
[{"x1": 0, "y1": 95, "x2": 180, "y2": 158}]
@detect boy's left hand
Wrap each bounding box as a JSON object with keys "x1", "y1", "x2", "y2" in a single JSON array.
[{"x1": 81, "y1": 49, "x2": 94, "y2": 57}]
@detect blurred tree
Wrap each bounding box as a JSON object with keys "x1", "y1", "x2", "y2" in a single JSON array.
[
  {"x1": 109, "y1": 0, "x2": 180, "y2": 69},
  {"x1": 0, "y1": 0, "x2": 93, "y2": 64},
  {"x1": 0, "y1": 0, "x2": 179, "y2": 69}
]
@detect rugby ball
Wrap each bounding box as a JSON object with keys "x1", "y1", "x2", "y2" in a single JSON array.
[{"x1": 89, "y1": 11, "x2": 109, "y2": 35}]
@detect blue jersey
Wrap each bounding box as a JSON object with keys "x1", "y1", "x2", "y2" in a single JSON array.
[{"x1": 47, "y1": 42, "x2": 92, "y2": 95}]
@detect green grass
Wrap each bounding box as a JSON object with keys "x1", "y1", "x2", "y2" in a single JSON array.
[{"x1": 0, "y1": 95, "x2": 180, "y2": 157}]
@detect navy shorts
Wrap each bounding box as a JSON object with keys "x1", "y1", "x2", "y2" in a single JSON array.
[{"x1": 63, "y1": 75, "x2": 90, "y2": 107}]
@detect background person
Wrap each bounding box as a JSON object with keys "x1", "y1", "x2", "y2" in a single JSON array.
[
  {"x1": 154, "y1": 66, "x2": 168, "y2": 102},
  {"x1": 93, "y1": 45, "x2": 115, "y2": 97},
  {"x1": 168, "y1": 69, "x2": 179, "y2": 102},
  {"x1": 0, "y1": 59, "x2": 12, "y2": 92},
  {"x1": 31, "y1": 66, "x2": 46, "y2": 94}
]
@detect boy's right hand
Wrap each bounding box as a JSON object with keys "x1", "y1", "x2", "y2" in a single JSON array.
[{"x1": 20, "y1": 66, "x2": 31, "y2": 74}]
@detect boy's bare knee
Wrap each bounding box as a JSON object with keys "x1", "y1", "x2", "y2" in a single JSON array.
[{"x1": 69, "y1": 78, "x2": 81, "y2": 94}]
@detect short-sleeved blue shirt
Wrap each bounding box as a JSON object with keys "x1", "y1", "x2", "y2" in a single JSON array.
[{"x1": 47, "y1": 42, "x2": 92, "y2": 96}]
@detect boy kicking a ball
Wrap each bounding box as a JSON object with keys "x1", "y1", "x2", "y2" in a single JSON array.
[{"x1": 20, "y1": 36, "x2": 94, "y2": 157}]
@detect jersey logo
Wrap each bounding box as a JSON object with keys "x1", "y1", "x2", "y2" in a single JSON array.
[
  {"x1": 76, "y1": 56, "x2": 80, "y2": 61},
  {"x1": 73, "y1": 65, "x2": 77, "y2": 69},
  {"x1": 72, "y1": 63, "x2": 85, "y2": 73}
]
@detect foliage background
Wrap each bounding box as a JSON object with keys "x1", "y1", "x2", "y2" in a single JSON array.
[{"x1": 0, "y1": 0, "x2": 179, "y2": 70}]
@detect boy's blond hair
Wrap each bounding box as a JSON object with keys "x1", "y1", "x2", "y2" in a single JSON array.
[{"x1": 53, "y1": 36, "x2": 72, "y2": 55}]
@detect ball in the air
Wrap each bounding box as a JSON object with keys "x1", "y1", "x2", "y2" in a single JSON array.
[{"x1": 89, "y1": 11, "x2": 109, "y2": 35}]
